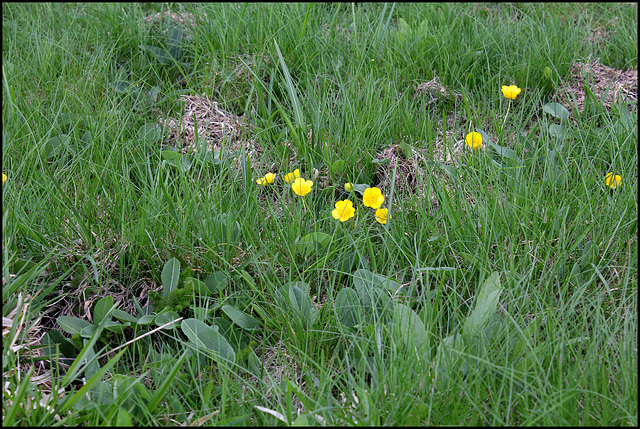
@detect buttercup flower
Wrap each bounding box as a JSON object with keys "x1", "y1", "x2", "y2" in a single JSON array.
[
  {"x1": 604, "y1": 172, "x2": 622, "y2": 189},
  {"x1": 256, "y1": 172, "x2": 276, "y2": 185},
  {"x1": 291, "y1": 177, "x2": 313, "y2": 196},
  {"x1": 344, "y1": 182, "x2": 353, "y2": 192},
  {"x1": 375, "y1": 208, "x2": 391, "y2": 224},
  {"x1": 332, "y1": 199, "x2": 356, "y2": 222},
  {"x1": 465, "y1": 132, "x2": 483, "y2": 150},
  {"x1": 284, "y1": 169, "x2": 300, "y2": 184},
  {"x1": 2, "y1": 173, "x2": 6, "y2": 183},
  {"x1": 501, "y1": 85, "x2": 521, "y2": 100},
  {"x1": 362, "y1": 187, "x2": 384, "y2": 209}
]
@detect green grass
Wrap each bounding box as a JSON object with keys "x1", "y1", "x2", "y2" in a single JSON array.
[{"x1": 2, "y1": 2, "x2": 637, "y2": 426}]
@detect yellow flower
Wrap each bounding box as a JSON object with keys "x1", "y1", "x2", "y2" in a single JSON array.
[
  {"x1": 344, "y1": 182, "x2": 353, "y2": 192},
  {"x1": 375, "y1": 208, "x2": 391, "y2": 224},
  {"x1": 2, "y1": 173, "x2": 6, "y2": 183},
  {"x1": 332, "y1": 199, "x2": 356, "y2": 222},
  {"x1": 604, "y1": 173, "x2": 622, "y2": 189},
  {"x1": 256, "y1": 172, "x2": 276, "y2": 185},
  {"x1": 501, "y1": 85, "x2": 521, "y2": 100},
  {"x1": 465, "y1": 132, "x2": 483, "y2": 150},
  {"x1": 362, "y1": 187, "x2": 384, "y2": 209},
  {"x1": 284, "y1": 169, "x2": 300, "y2": 184},
  {"x1": 291, "y1": 177, "x2": 313, "y2": 196}
]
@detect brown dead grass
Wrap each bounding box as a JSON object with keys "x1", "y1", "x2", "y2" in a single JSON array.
[{"x1": 557, "y1": 56, "x2": 637, "y2": 115}]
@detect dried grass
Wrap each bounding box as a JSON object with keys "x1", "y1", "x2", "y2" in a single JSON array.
[{"x1": 557, "y1": 56, "x2": 638, "y2": 114}]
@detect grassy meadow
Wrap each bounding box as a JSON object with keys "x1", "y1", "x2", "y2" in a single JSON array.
[{"x1": 2, "y1": 2, "x2": 638, "y2": 426}]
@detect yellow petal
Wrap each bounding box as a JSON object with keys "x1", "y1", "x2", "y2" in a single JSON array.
[{"x1": 465, "y1": 132, "x2": 483, "y2": 150}]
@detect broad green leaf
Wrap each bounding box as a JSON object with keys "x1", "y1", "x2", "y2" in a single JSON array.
[
  {"x1": 352, "y1": 183, "x2": 370, "y2": 196},
  {"x1": 80, "y1": 130, "x2": 92, "y2": 146},
  {"x1": 109, "y1": 81, "x2": 135, "y2": 93},
  {"x1": 288, "y1": 284, "x2": 316, "y2": 326},
  {"x1": 283, "y1": 281, "x2": 311, "y2": 297},
  {"x1": 331, "y1": 159, "x2": 346, "y2": 175},
  {"x1": 161, "y1": 149, "x2": 182, "y2": 160},
  {"x1": 485, "y1": 140, "x2": 522, "y2": 162},
  {"x1": 222, "y1": 305, "x2": 261, "y2": 331},
  {"x1": 138, "y1": 44, "x2": 172, "y2": 64},
  {"x1": 181, "y1": 318, "x2": 235, "y2": 362},
  {"x1": 353, "y1": 269, "x2": 394, "y2": 320},
  {"x1": 137, "y1": 314, "x2": 155, "y2": 325},
  {"x1": 57, "y1": 316, "x2": 92, "y2": 336},
  {"x1": 138, "y1": 123, "x2": 162, "y2": 144},
  {"x1": 371, "y1": 158, "x2": 390, "y2": 165},
  {"x1": 334, "y1": 287, "x2": 361, "y2": 328},
  {"x1": 45, "y1": 134, "x2": 71, "y2": 159},
  {"x1": 204, "y1": 271, "x2": 229, "y2": 294},
  {"x1": 154, "y1": 311, "x2": 181, "y2": 330},
  {"x1": 167, "y1": 25, "x2": 184, "y2": 60},
  {"x1": 462, "y1": 272, "x2": 503, "y2": 341},
  {"x1": 353, "y1": 269, "x2": 401, "y2": 294},
  {"x1": 548, "y1": 124, "x2": 564, "y2": 138},
  {"x1": 542, "y1": 102, "x2": 570, "y2": 121},
  {"x1": 42, "y1": 329, "x2": 77, "y2": 358},
  {"x1": 185, "y1": 277, "x2": 212, "y2": 296},
  {"x1": 161, "y1": 257, "x2": 181, "y2": 297},
  {"x1": 296, "y1": 232, "x2": 332, "y2": 256},
  {"x1": 395, "y1": 303, "x2": 430, "y2": 355},
  {"x1": 79, "y1": 324, "x2": 98, "y2": 339},
  {"x1": 112, "y1": 309, "x2": 139, "y2": 324},
  {"x1": 92, "y1": 296, "x2": 114, "y2": 324},
  {"x1": 397, "y1": 17, "x2": 412, "y2": 37}
]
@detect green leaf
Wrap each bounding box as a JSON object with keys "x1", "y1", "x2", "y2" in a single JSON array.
[
  {"x1": 204, "y1": 271, "x2": 229, "y2": 294},
  {"x1": 45, "y1": 134, "x2": 71, "y2": 159},
  {"x1": 137, "y1": 314, "x2": 155, "y2": 325},
  {"x1": 222, "y1": 305, "x2": 261, "y2": 331},
  {"x1": 161, "y1": 149, "x2": 182, "y2": 160},
  {"x1": 462, "y1": 272, "x2": 503, "y2": 341},
  {"x1": 397, "y1": 17, "x2": 412, "y2": 38},
  {"x1": 548, "y1": 124, "x2": 564, "y2": 138},
  {"x1": 485, "y1": 140, "x2": 522, "y2": 162},
  {"x1": 181, "y1": 318, "x2": 236, "y2": 363},
  {"x1": 542, "y1": 102, "x2": 570, "y2": 121},
  {"x1": 109, "y1": 81, "x2": 135, "y2": 93},
  {"x1": 42, "y1": 329, "x2": 78, "y2": 358},
  {"x1": 161, "y1": 257, "x2": 181, "y2": 297},
  {"x1": 330, "y1": 159, "x2": 346, "y2": 175},
  {"x1": 184, "y1": 277, "x2": 211, "y2": 296},
  {"x1": 92, "y1": 296, "x2": 114, "y2": 324},
  {"x1": 296, "y1": 232, "x2": 332, "y2": 256},
  {"x1": 112, "y1": 309, "x2": 139, "y2": 324},
  {"x1": 352, "y1": 183, "x2": 370, "y2": 196},
  {"x1": 334, "y1": 287, "x2": 361, "y2": 328},
  {"x1": 353, "y1": 269, "x2": 401, "y2": 294},
  {"x1": 138, "y1": 44, "x2": 172, "y2": 64},
  {"x1": 352, "y1": 269, "x2": 395, "y2": 320},
  {"x1": 138, "y1": 123, "x2": 162, "y2": 144},
  {"x1": 57, "y1": 316, "x2": 92, "y2": 336},
  {"x1": 154, "y1": 311, "x2": 181, "y2": 330},
  {"x1": 371, "y1": 158, "x2": 390, "y2": 165},
  {"x1": 394, "y1": 303, "x2": 430, "y2": 355},
  {"x1": 167, "y1": 25, "x2": 184, "y2": 60},
  {"x1": 288, "y1": 284, "x2": 317, "y2": 326}
]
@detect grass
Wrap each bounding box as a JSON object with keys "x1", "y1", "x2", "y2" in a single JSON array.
[{"x1": 2, "y1": 2, "x2": 637, "y2": 426}]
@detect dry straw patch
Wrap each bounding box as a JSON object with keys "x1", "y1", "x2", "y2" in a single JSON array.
[{"x1": 557, "y1": 57, "x2": 637, "y2": 114}]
